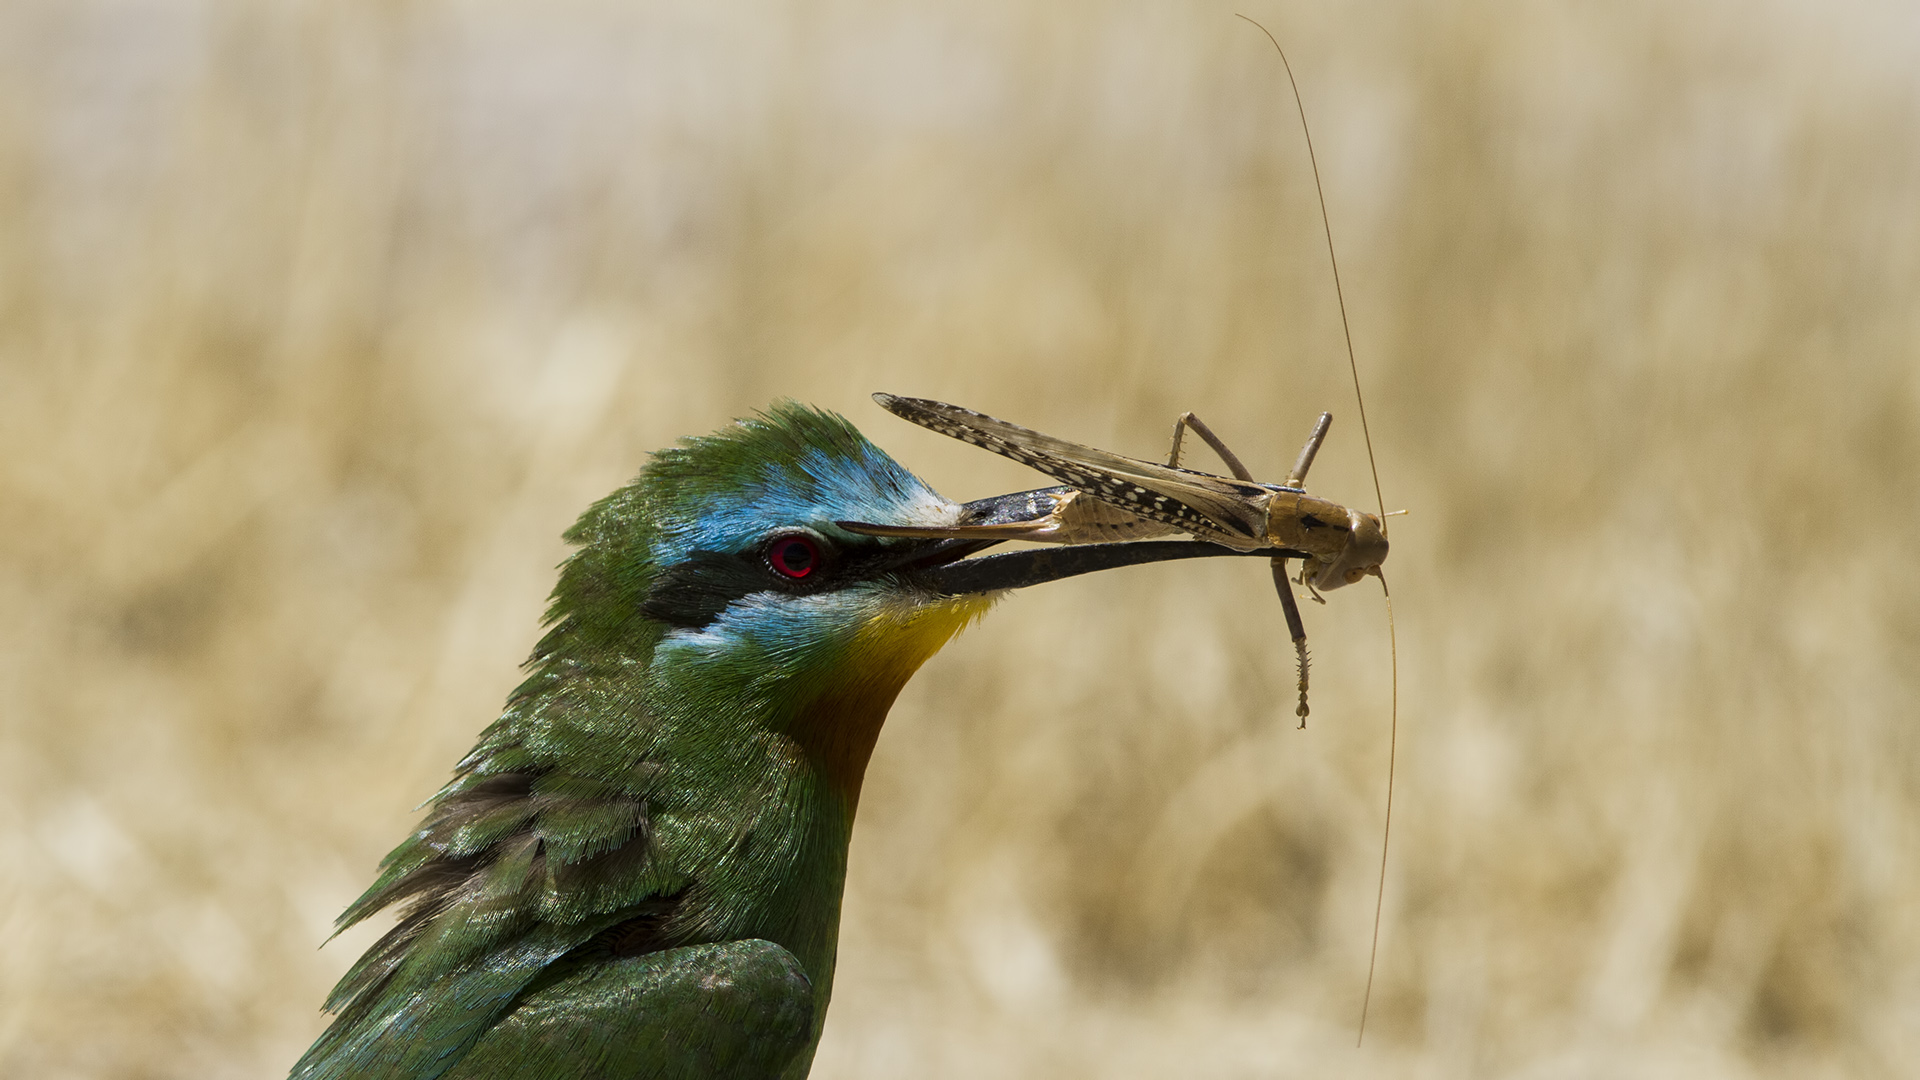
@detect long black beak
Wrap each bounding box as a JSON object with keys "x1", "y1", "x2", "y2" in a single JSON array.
[
  {"x1": 916, "y1": 538, "x2": 1268, "y2": 594},
  {"x1": 842, "y1": 487, "x2": 1294, "y2": 596}
]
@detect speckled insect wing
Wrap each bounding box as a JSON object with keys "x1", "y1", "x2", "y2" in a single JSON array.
[{"x1": 872, "y1": 394, "x2": 1272, "y2": 550}]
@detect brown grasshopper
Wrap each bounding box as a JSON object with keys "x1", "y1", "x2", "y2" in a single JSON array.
[
  {"x1": 847, "y1": 393, "x2": 1388, "y2": 726},
  {"x1": 853, "y1": 19, "x2": 1404, "y2": 1048}
]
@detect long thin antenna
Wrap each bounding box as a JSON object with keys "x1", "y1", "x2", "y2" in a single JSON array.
[
  {"x1": 1236, "y1": 13, "x2": 1397, "y2": 1047},
  {"x1": 1356, "y1": 577, "x2": 1396, "y2": 1045},
  {"x1": 1235, "y1": 14, "x2": 1386, "y2": 533}
]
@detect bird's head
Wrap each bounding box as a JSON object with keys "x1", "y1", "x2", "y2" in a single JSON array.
[
  {"x1": 551, "y1": 401, "x2": 992, "y2": 669},
  {"x1": 532, "y1": 402, "x2": 1238, "y2": 804}
]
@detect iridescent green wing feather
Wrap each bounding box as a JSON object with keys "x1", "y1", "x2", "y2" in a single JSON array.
[
  {"x1": 443, "y1": 940, "x2": 813, "y2": 1080},
  {"x1": 291, "y1": 738, "x2": 693, "y2": 1080}
]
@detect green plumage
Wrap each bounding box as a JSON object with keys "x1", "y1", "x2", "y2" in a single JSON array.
[
  {"x1": 442, "y1": 942, "x2": 814, "y2": 1080},
  {"x1": 294, "y1": 405, "x2": 963, "y2": 1080}
]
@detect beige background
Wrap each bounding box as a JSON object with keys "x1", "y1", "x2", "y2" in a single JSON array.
[{"x1": 4, "y1": 1, "x2": 1917, "y2": 1076}]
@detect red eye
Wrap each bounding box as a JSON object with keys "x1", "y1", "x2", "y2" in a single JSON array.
[{"x1": 767, "y1": 535, "x2": 819, "y2": 580}]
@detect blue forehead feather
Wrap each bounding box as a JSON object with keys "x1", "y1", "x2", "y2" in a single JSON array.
[{"x1": 641, "y1": 402, "x2": 953, "y2": 563}]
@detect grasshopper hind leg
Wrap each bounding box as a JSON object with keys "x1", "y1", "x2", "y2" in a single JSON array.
[
  {"x1": 1272, "y1": 557, "x2": 1311, "y2": 727},
  {"x1": 1165, "y1": 411, "x2": 1314, "y2": 726},
  {"x1": 1165, "y1": 412, "x2": 1254, "y2": 481}
]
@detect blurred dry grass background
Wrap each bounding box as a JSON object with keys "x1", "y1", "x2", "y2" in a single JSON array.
[{"x1": 2, "y1": 0, "x2": 1917, "y2": 1076}]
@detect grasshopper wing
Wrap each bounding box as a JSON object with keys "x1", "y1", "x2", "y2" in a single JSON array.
[
  {"x1": 841, "y1": 486, "x2": 1183, "y2": 545},
  {"x1": 875, "y1": 394, "x2": 1274, "y2": 551}
]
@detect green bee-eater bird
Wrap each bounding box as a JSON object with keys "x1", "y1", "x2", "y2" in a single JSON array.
[{"x1": 292, "y1": 400, "x2": 1311, "y2": 1080}]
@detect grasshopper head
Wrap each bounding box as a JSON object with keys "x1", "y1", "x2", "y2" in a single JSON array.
[{"x1": 1305, "y1": 508, "x2": 1388, "y2": 592}]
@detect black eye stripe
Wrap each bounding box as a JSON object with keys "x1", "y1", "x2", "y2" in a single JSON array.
[
  {"x1": 641, "y1": 531, "x2": 908, "y2": 630},
  {"x1": 640, "y1": 550, "x2": 773, "y2": 629}
]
